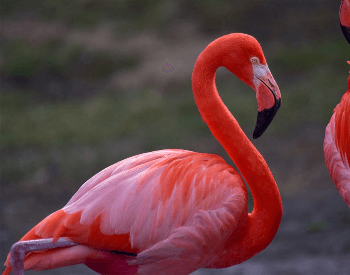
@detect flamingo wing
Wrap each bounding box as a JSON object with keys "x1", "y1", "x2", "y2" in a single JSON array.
[
  {"x1": 324, "y1": 90, "x2": 350, "y2": 207},
  {"x1": 4, "y1": 149, "x2": 248, "y2": 274}
]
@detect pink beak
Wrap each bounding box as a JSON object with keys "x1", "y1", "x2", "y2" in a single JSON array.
[{"x1": 252, "y1": 65, "x2": 281, "y2": 139}]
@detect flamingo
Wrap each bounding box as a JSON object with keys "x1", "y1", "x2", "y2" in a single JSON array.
[
  {"x1": 340, "y1": 0, "x2": 350, "y2": 44},
  {"x1": 2, "y1": 33, "x2": 282, "y2": 275},
  {"x1": 324, "y1": 62, "x2": 350, "y2": 207}
]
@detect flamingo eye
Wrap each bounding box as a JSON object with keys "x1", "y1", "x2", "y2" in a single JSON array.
[{"x1": 250, "y1": 57, "x2": 260, "y2": 65}]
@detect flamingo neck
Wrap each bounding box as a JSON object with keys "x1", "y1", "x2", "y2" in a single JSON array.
[{"x1": 191, "y1": 47, "x2": 282, "y2": 264}]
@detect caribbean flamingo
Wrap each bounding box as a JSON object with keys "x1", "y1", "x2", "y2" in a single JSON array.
[
  {"x1": 3, "y1": 33, "x2": 282, "y2": 275},
  {"x1": 340, "y1": 0, "x2": 350, "y2": 44},
  {"x1": 324, "y1": 62, "x2": 350, "y2": 207}
]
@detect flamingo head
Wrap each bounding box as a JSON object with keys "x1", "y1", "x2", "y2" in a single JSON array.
[{"x1": 221, "y1": 33, "x2": 282, "y2": 139}]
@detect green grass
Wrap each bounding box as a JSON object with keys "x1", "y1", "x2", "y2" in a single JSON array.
[
  {"x1": 0, "y1": 0, "x2": 172, "y2": 31},
  {"x1": 2, "y1": 40, "x2": 82, "y2": 79},
  {"x1": 0, "y1": 87, "x2": 203, "y2": 148},
  {"x1": 1, "y1": 39, "x2": 139, "y2": 86},
  {"x1": 306, "y1": 220, "x2": 330, "y2": 232},
  {"x1": 271, "y1": 39, "x2": 349, "y2": 73}
]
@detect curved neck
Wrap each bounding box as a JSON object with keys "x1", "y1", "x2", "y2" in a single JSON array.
[{"x1": 192, "y1": 47, "x2": 282, "y2": 262}]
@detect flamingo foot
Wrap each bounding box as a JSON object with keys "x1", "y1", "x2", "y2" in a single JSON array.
[{"x1": 10, "y1": 238, "x2": 77, "y2": 275}]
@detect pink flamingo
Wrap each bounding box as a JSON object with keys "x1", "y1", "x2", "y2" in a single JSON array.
[
  {"x1": 3, "y1": 33, "x2": 282, "y2": 275},
  {"x1": 340, "y1": 0, "x2": 350, "y2": 44},
  {"x1": 324, "y1": 62, "x2": 350, "y2": 207}
]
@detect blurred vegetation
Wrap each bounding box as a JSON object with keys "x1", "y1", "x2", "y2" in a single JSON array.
[
  {"x1": 0, "y1": 39, "x2": 139, "y2": 100},
  {"x1": 0, "y1": 0, "x2": 341, "y2": 40},
  {"x1": 0, "y1": 0, "x2": 176, "y2": 32},
  {"x1": 306, "y1": 219, "x2": 330, "y2": 232},
  {"x1": 1, "y1": 36, "x2": 348, "y2": 146}
]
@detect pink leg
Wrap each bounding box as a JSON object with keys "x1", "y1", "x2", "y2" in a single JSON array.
[{"x1": 10, "y1": 238, "x2": 77, "y2": 275}]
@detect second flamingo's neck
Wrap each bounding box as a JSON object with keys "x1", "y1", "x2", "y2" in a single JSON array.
[{"x1": 191, "y1": 41, "x2": 282, "y2": 263}]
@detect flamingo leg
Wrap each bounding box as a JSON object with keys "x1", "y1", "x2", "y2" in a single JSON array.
[{"x1": 10, "y1": 238, "x2": 77, "y2": 275}]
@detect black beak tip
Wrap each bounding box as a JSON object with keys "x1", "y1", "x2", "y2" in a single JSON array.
[
  {"x1": 340, "y1": 24, "x2": 350, "y2": 45},
  {"x1": 253, "y1": 120, "x2": 267, "y2": 139},
  {"x1": 253, "y1": 98, "x2": 281, "y2": 139},
  {"x1": 253, "y1": 130, "x2": 263, "y2": 139}
]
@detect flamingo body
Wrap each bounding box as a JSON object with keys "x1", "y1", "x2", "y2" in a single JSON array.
[
  {"x1": 5, "y1": 150, "x2": 248, "y2": 274},
  {"x1": 340, "y1": 0, "x2": 350, "y2": 44},
  {"x1": 3, "y1": 33, "x2": 282, "y2": 275},
  {"x1": 324, "y1": 71, "x2": 350, "y2": 207}
]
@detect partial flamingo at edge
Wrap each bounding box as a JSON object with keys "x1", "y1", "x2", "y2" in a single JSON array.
[{"x1": 324, "y1": 61, "x2": 350, "y2": 207}]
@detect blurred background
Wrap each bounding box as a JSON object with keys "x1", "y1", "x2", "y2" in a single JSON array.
[{"x1": 1, "y1": 0, "x2": 350, "y2": 274}]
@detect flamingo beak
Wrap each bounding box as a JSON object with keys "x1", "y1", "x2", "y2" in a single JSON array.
[
  {"x1": 340, "y1": 0, "x2": 350, "y2": 44},
  {"x1": 252, "y1": 65, "x2": 281, "y2": 139},
  {"x1": 340, "y1": 24, "x2": 350, "y2": 44}
]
